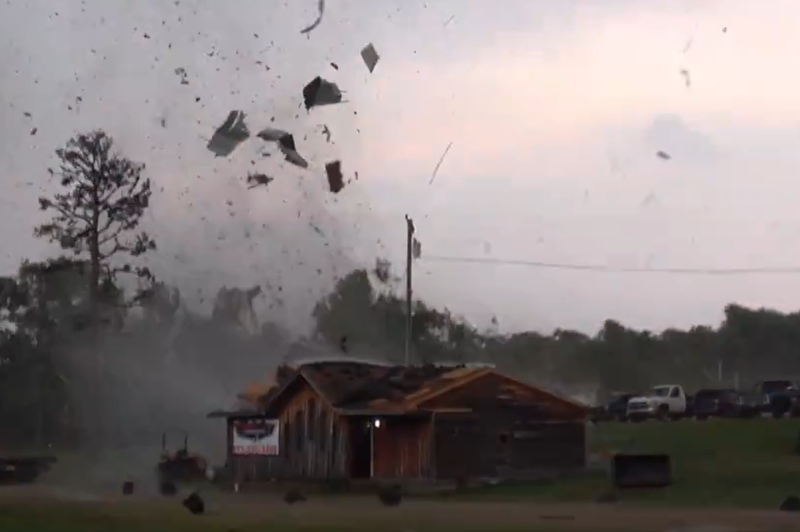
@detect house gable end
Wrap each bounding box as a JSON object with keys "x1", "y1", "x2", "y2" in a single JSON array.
[{"x1": 417, "y1": 372, "x2": 586, "y2": 419}]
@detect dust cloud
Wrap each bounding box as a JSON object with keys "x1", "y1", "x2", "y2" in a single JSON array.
[{"x1": 0, "y1": 0, "x2": 399, "y2": 491}]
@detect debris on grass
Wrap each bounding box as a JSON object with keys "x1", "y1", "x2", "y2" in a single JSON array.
[
  {"x1": 207, "y1": 110, "x2": 250, "y2": 157},
  {"x1": 302, "y1": 76, "x2": 343, "y2": 110},
  {"x1": 780, "y1": 496, "x2": 800, "y2": 512},
  {"x1": 361, "y1": 43, "x2": 380, "y2": 73},
  {"x1": 284, "y1": 488, "x2": 307, "y2": 505},
  {"x1": 325, "y1": 160, "x2": 344, "y2": 193},
  {"x1": 377, "y1": 484, "x2": 402, "y2": 507},
  {"x1": 182, "y1": 492, "x2": 205, "y2": 515},
  {"x1": 159, "y1": 478, "x2": 177, "y2": 496},
  {"x1": 300, "y1": 0, "x2": 325, "y2": 34}
]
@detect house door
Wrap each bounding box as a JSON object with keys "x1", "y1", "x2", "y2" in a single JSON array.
[{"x1": 349, "y1": 418, "x2": 372, "y2": 479}]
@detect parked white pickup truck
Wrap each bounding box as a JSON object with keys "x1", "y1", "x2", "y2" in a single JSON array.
[{"x1": 626, "y1": 384, "x2": 687, "y2": 421}]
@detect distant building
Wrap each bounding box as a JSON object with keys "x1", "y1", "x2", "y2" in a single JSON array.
[{"x1": 210, "y1": 361, "x2": 588, "y2": 484}]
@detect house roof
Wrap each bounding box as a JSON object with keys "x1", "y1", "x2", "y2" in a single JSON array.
[{"x1": 259, "y1": 361, "x2": 587, "y2": 416}]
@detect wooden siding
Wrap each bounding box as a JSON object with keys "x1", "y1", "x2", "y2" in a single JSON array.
[
  {"x1": 433, "y1": 410, "x2": 586, "y2": 480},
  {"x1": 372, "y1": 418, "x2": 432, "y2": 478},
  {"x1": 420, "y1": 372, "x2": 584, "y2": 419},
  {"x1": 228, "y1": 379, "x2": 350, "y2": 481}
]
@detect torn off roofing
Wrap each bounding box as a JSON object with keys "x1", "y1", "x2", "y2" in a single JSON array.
[
  {"x1": 207, "y1": 111, "x2": 250, "y2": 157},
  {"x1": 302, "y1": 76, "x2": 343, "y2": 110}
]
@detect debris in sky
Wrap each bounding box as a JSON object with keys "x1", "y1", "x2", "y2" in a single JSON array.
[
  {"x1": 207, "y1": 110, "x2": 250, "y2": 157},
  {"x1": 321, "y1": 125, "x2": 331, "y2": 143},
  {"x1": 656, "y1": 150, "x2": 671, "y2": 160},
  {"x1": 722, "y1": 27, "x2": 728, "y2": 33},
  {"x1": 412, "y1": 238, "x2": 422, "y2": 259},
  {"x1": 23, "y1": 112, "x2": 31, "y2": 118},
  {"x1": 302, "y1": 76, "x2": 343, "y2": 110},
  {"x1": 256, "y1": 127, "x2": 291, "y2": 143},
  {"x1": 679, "y1": 69, "x2": 691, "y2": 88},
  {"x1": 429, "y1": 141, "x2": 453, "y2": 184},
  {"x1": 246, "y1": 172, "x2": 274, "y2": 189},
  {"x1": 330, "y1": 62, "x2": 339, "y2": 70},
  {"x1": 174, "y1": 67, "x2": 189, "y2": 85},
  {"x1": 444, "y1": 15, "x2": 455, "y2": 26},
  {"x1": 325, "y1": 161, "x2": 344, "y2": 193},
  {"x1": 280, "y1": 141, "x2": 308, "y2": 169},
  {"x1": 300, "y1": 0, "x2": 325, "y2": 34},
  {"x1": 682, "y1": 37, "x2": 693, "y2": 54},
  {"x1": 360, "y1": 43, "x2": 380, "y2": 73},
  {"x1": 30, "y1": 128, "x2": 37, "y2": 136}
]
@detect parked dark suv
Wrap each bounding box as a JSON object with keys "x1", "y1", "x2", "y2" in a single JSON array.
[
  {"x1": 693, "y1": 388, "x2": 757, "y2": 419},
  {"x1": 752, "y1": 380, "x2": 800, "y2": 418}
]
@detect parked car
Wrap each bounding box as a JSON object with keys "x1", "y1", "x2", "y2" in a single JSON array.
[
  {"x1": 606, "y1": 392, "x2": 637, "y2": 422},
  {"x1": 627, "y1": 384, "x2": 687, "y2": 421},
  {"x1": 589, "y1": 392, "x2": 638, "y2": 422},
  {"x1": 692, "y1": 389, "x2": 758, "y2": 419},
  {"x1": 752, "y1": 380, "x2": 800, "y2": 418}
]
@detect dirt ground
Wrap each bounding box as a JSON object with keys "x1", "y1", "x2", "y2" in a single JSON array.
[{"x1": 3, "y1": 485, "x2": 800, "y2": 532}]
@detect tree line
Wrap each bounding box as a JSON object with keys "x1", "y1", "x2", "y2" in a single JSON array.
[{"x1": 0, "y1": 129, "x2": 795, "y2": 448}]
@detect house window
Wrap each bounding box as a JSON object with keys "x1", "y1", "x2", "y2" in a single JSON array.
[
  {"x1": 319, "y1": 409, "x2": 329, "y2": 452},
  {"x1": 307, "y1": 399, "x2": 317, "y2": 442},
  {"x1": 294, "y1": 410, "x2": 303, "y2": 452}
]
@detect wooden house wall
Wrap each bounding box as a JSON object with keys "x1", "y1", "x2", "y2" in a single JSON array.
[
  {"x1": 228, "y1": 379, "x2": 350, "y2": 481},
  {"x1": 420, "y1": 372, "x2": 585, "y2": 419},
  {"x1": 432, "y1": 411, "x2": 586, "y2": 480},
  {"x1": 372, "y1": 418, "x2": 432, "y2": 479}
]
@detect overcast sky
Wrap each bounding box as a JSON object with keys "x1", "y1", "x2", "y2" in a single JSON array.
[{"x1": 2, "y1": 0, "x2": 800, "y2": 335}]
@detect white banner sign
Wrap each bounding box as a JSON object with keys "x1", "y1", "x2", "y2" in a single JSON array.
[{"x1": 231, "y1": 418, "x2": 280, "y2": 455}]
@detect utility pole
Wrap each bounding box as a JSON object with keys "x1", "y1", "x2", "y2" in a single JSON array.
[{"x1": 404, "y1": 215, "x2": 415, "y2": 366}]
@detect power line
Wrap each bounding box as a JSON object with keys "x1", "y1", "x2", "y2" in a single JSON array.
[{"x1": 420, "y1": 255, "x2": 800, "y2": 276}]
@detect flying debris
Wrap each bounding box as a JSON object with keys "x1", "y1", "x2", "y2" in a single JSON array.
[
  {"x1": 207, "y1": 111, "x2": 250, "y2": 157},
  {"x1": 256, "y1": 127, "x2": 291, "y2": 143},
  {"x1": 280, "y1": 143, "x2": 308, "y2": 169},
  {"x1": 656, "y1": 150, "x2": 671, "y2": 160},
  {"x1": 260, "y1": 130, "x2": 309, "y2": 168},
  {"x1": 174, "y1": 67, "x2": 189, "y2": 85},
  {"x1": 300, "y1": 0, "x2": 325, "y2": 34},
  {"x1": 679, "y1": 69, "x2": 691, "y2": 88},
  {"x1": 302, "y1": 76, "x2": 343, "y2": 110},
  {"x1": 246, "y1": 172, "x2": 274, "y2": 189},
  {"x1": 412, "y1": 238, "x2": 422, "y2": 260},
  {"x1": 325, "y1": 160, "x2": 344, "y2": 193},
  {"x1": 360, "y1": 43, "x2": 380, "y2": 73}
]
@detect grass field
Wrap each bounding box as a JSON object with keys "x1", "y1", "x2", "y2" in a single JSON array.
[
  {"x1": 4, "y1": 418, "x2": 800, "y2": 531},
  {"x1": 444, "y1": 417, "x2": 800, "y2": 508}
]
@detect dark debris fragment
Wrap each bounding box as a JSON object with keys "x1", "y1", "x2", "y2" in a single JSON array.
[
  {"x1": 246, "y1": 172, "x2": 274, "y2": 190},
  {"x1": 182, "y1": 492, "x2": 205, "y2": 515},
  {"x1": 360, "y1": 43, "x2": 380, "y2": 73},
  {"x1": 325, "y1": 160, "x2": 344, "y2": 193},
  {"x1": 207, "y1": 110, "x2": 250, "y2": 157},
  {"x1": 302, "y1": 76, "x2": 343, "y2": 110},
  {"x1": 300, "y1": 0, "x2": 325, "y2": 34},
  {"x1": 656, "y1": 150, "x2": 671, "y2": 161}
]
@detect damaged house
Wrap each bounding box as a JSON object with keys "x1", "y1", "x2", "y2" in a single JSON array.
[{"x1": 213, "y1": 361, "x2": 588, "y2": 483}]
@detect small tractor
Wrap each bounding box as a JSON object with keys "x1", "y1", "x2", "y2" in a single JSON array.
[{"x1": 156, "y1": 429, "x2": 208, "y2": 485}]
